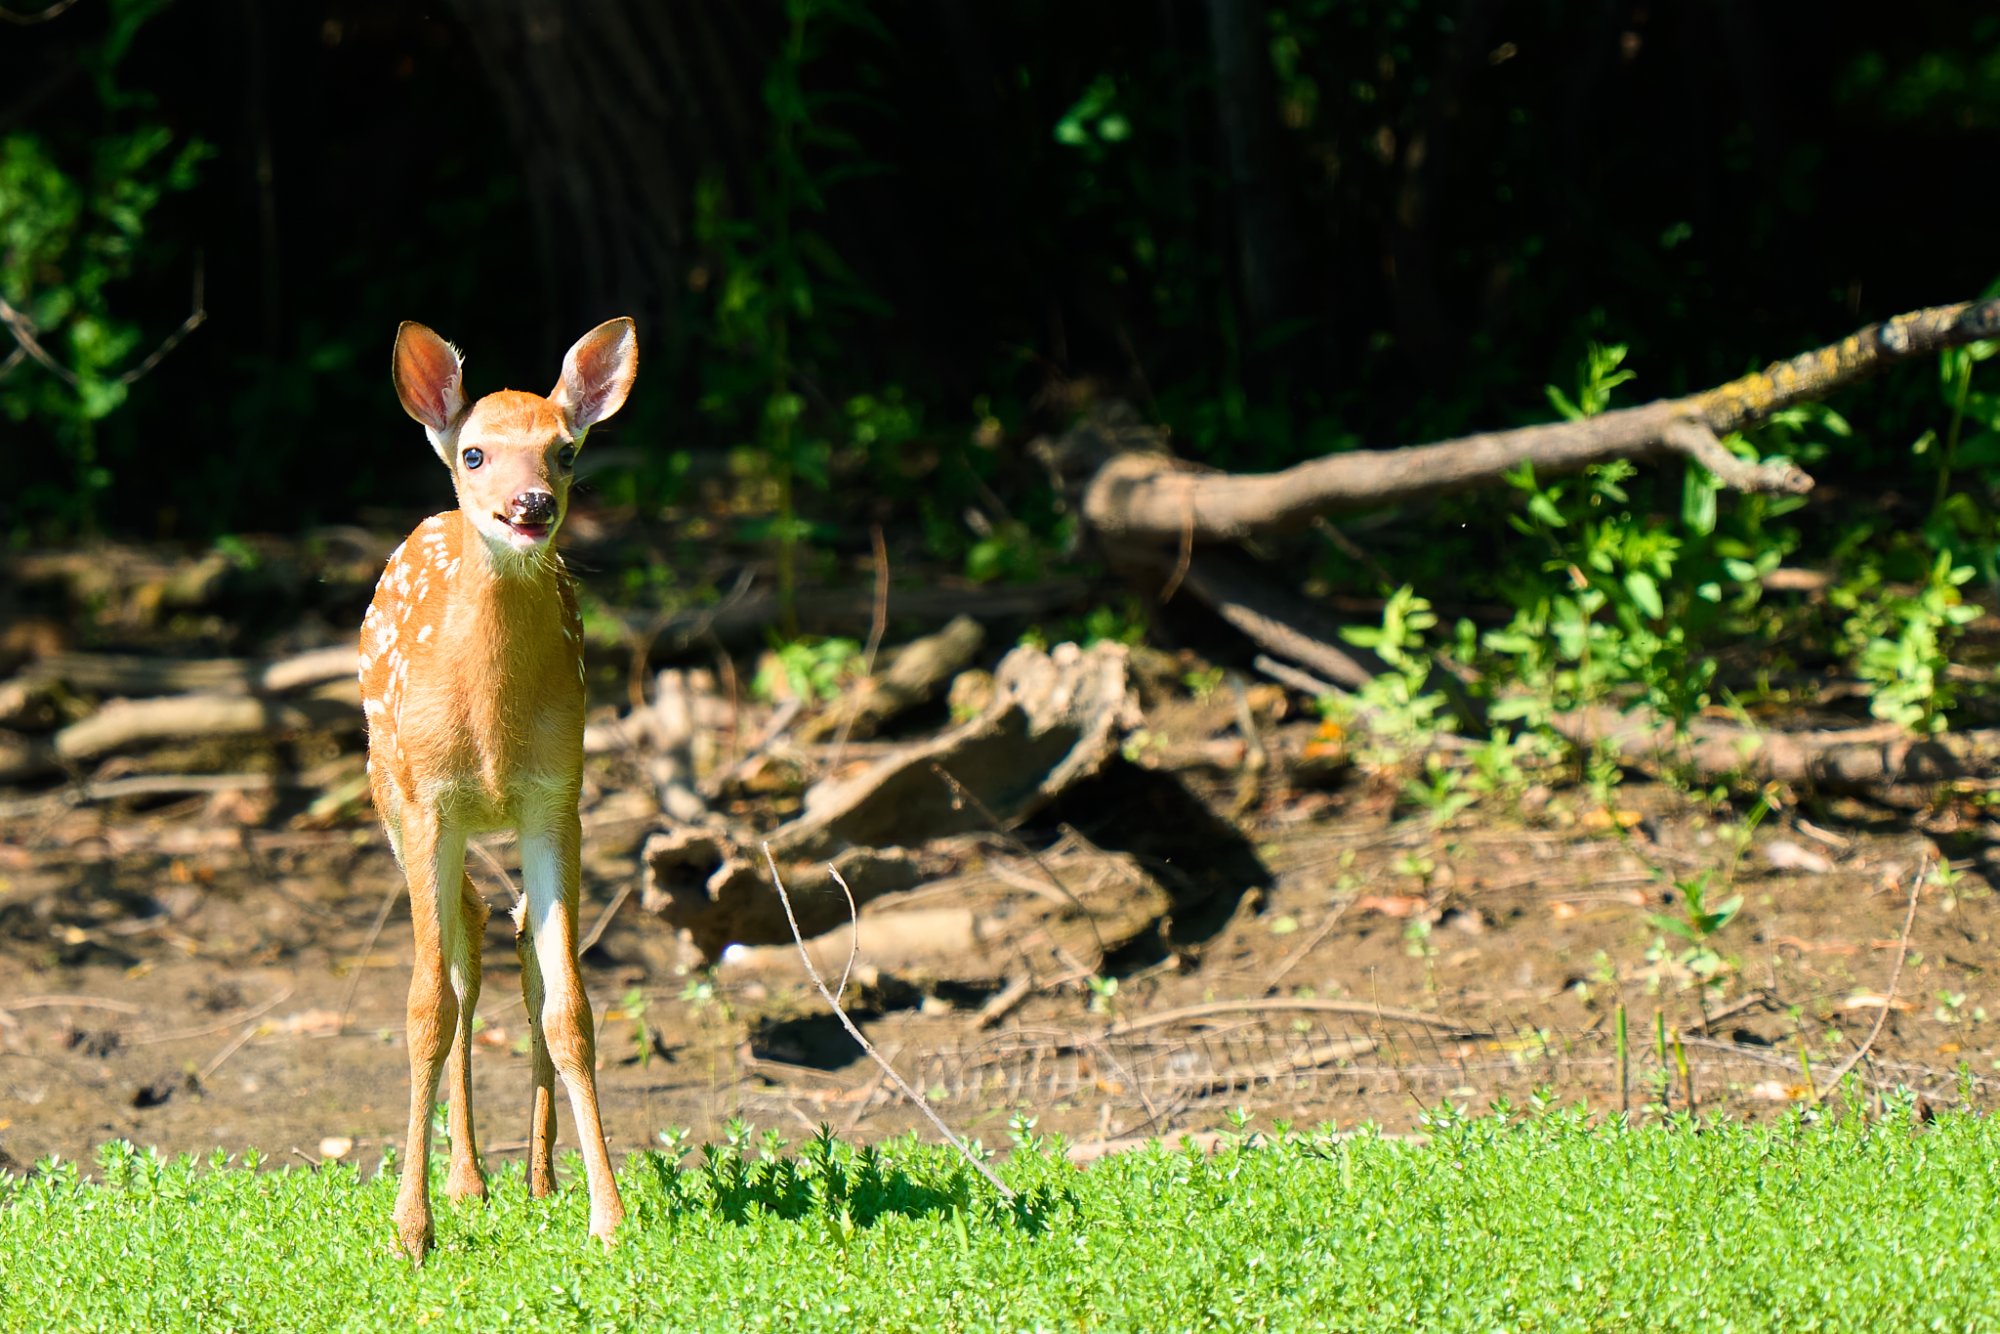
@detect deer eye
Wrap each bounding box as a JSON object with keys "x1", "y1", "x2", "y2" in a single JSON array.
[
  {"x1": 461, "y1": 448, "x2": 484, "y2": 470},
  {"x1": 557, "y1": 445, "x2": 577, "y2": 470}
]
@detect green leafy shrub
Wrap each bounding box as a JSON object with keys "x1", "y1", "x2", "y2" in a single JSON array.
[{"x1": 0, "y1": 0, "x2": 210, "y2": 535}]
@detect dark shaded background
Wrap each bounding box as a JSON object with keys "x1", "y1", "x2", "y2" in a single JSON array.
[{"x1": 3, "y1": 0, "x2": 1996, "y2": 541}]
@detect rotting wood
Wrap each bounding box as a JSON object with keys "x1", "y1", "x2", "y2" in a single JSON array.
[
  {"x1": 642, "y1": 640, "x2": 1143, "y2": 958},
  {"x1": 15, "y1": 646, "x2": 360, "y2": 699},
  {"x1": 54, "y1": 692, "x2": 360, "y2": 762},
  {"x1": 797, "y1": 614, "x2": 985, "y2": 743},
  {"x1": 1549, "y1": 708, "x2": 2000, "y2": 794},
  {"x1": 719, "y1": 907, "x2": 979, "y2": 979}
]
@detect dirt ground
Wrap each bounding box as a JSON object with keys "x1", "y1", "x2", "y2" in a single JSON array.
[
  {"x1": 4, "y1": 710, "x2": 1994, "y2": 1177},
  {"x1": 3, "y1": 530, "x2": 1995, "y2": 1172}
]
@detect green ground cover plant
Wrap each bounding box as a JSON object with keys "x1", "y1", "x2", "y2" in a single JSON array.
[{"x1": 5, "y1": 1105, "x2": 1998, "y2": 1331}]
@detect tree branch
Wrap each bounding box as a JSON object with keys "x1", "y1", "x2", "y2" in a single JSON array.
[
  {"x1": 0, "y1": 258, "x2": 207, "y2": 391},
  {"x1": 0, "y1": 0, "x2": 81, "y2": 24},
  {"x1": 1082, "y1": 298, "x2": 2000, "y2": 546}
]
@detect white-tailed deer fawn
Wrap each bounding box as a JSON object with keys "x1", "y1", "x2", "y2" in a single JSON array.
[{"x1": 361, "y1": 317, "x2": 638, "y2": 1261}]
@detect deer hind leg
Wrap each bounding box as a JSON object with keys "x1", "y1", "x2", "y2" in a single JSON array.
[
  {"x1": 443, "y1": 871, "x2": 490, "y2": 1203},
  {"x1": 520, "y1": 807, "x2": 625, "y2": 1244},
  {"x1": 390, "y1": 807, "x2": 469, "y2": 1263},
  {"x1": 513, "y1": 898, "x2": 559, "y2": 1199}
]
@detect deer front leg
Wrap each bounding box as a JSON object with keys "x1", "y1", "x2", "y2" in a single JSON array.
[
  {"x1": 444, "y1": 872, "x2": 490, "y2": 1203},
  {"x1": 391, "y1": 809, "x2": 470, "y2": 1263},
  {"x1": 519, "y1": 806, "x2": 625, "y2": 1244},
  {"x1": 513, "y1": 899, "x2": 559, "y2": 1198}
]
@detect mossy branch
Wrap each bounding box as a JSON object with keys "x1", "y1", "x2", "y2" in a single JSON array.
[{"x1": 1080, "y1": 298, "x2": 2000, "y2": 547}]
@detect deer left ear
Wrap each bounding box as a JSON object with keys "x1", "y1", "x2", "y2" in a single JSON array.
[{"x1": 550, "y1": 317, "x2": 638, "y2": 434}]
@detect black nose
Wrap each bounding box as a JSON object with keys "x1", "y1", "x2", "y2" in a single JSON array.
[{"x1": 510, "y1": 490, "x2": 556, "y2": 524}]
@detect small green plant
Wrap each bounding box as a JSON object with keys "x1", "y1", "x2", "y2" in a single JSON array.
[
  {"x1": 1475, "y1": 342, "x2": 1812, "y2": 738},
  {"x1": 1545, "y1": 341, "x2": 1638, "y2": 422},
  {"x1": 754, "y1": 635, "x2": 864, "y2": 703},
  {"x1": 1401, "y1": 754, "x2": 1473, "y2": 826},
  {"x1": 1718, "y1": 786, "x2": 1775, "y2": 882},
  {"x1": 1832, "y1": 549, "x2": 1980, "y2": 732},
  {"x1": 1403, "y1": 916, "x2": 1439, "y2": 993},
  {"x1": 1465, "y1": 728, "x2": 1541, "y2": 798},
  {"x1": 617, "y1": 986, "x2": 655, "y2": 1068},
  {"x1": 1392, "y1": 849, "x2": 1437, "y2": 884},
  {"x1": 1183, "y1": 665, "x2": 1227, "y2": 700},
  {"x1": 1085, "y1": 974, "x2": 1120, "y2": 1017},
  {"x1": 1647, "y1": 870, "x2": 1742, "y2": 980},
  {"x1": 1340, "y1": 586, "x2": 1453, "y2": 753}
]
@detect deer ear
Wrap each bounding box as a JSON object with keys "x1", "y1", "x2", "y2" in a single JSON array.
[
  {"x1": 550, "y1": 317, "x2": 638, "y2": 434},
  {"x1": 393, "y1": 323, "x2": 468, "y2": 459}
]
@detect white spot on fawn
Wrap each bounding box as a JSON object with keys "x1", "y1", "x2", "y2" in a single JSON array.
[{"x1": 417, "y1": 623, "x2": 433, "y2": 643}]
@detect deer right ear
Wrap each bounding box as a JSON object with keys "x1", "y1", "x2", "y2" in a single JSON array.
[{"x1": 393, "y1": 322, "x2": 468, "y2": 460}]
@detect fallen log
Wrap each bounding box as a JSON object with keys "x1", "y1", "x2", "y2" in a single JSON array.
[
  {"x1": 718, "y1": 906, "x2": 980, "y2": 979},
  {"x1": 16, "y1": 646, "x2": 359, "y2": 699},
  {"x1": 0, "y1": 731, "x2": 54, "y2": 784},
  {"x1": 640, "y1": 829, "x2": 923, "y2": 960},
  {"x1": 54, "y1": 690, "x2": 360, "y2": 763},
  {"x1": 1551, "y1": 708, "x2": 2000, "y2": 795},
  {"x1": 797, "y1": 614, "x2": 985, "y2": 743}
]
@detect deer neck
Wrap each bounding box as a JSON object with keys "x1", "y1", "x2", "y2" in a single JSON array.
[{"x1": 445, "y1": 507, "x2": 574, "y2": 709}]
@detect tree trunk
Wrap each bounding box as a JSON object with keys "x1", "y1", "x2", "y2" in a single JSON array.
[
  {"x1": 442, "y1": 1, "x2": 755, "y2": 348},
  {"x1": 1205, "y1": 0, "x2": 1306, "y2": 350}
]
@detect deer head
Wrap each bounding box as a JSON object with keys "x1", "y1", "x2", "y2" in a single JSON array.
[{"x1": 391, "y1": 318, "x2": 638, "y2": 564}]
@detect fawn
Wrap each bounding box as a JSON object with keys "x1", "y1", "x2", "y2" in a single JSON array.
[{"x1": 360, "y1": 317, "x2": 637, "y2": 1261}]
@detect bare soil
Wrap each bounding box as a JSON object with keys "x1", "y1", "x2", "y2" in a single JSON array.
[
  {"x1": 4, "y1": 529, "x2": 1995, "y2": 1172},
  {"x1": 5, "y1": 711, "x2": 1994, "y2": 1176}
]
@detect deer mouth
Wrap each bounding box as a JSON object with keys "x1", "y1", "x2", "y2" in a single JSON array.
[{"x1": 497, "y1": 515, "x2": 554, "y2": 545}]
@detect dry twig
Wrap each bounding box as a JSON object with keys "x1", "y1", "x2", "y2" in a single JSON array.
[
  {"x1": 0, "y1": 261, "x2": 205, "y2": 388},
  {"x1": 1104, "y1": 996, "x2": 1481, "y2": 1039},
  {"x1": 130, "y1": 985, "x2": 295, "y2": 1046},
  {"x1": 0, "y1": 0, "x2": 81, "y2": 25},
  {"x1": 338, "y1": 881, "x2": 402, "y2": 1031},
  {"x1": 1264, "y1": 893, "x2": 1359, "y2": 992},
  {"x1": 1812, "y1": 856, "x2": 1927, "y2": 1103},
  {"x1": 825, "y1": 524, "x2": 892, "y2": 772},
  {"x1": 762, "y1": 844, "x2": 1014, "y2": 1200}
]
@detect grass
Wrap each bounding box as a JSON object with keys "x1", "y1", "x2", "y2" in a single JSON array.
[{"x1": 3, "y1": 1104, "x2": 1997, "y2": 1331}]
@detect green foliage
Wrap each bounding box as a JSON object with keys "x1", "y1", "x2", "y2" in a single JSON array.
[
  {"x1": 1647, "y1": 870, "x2": 1743, "y2": 978},
  {"x1": 1021, "y1": 599, "x2": 1148, "y2": 651},
  {"x1": 1336, "y1": 586, "x2": 1452, "y2": 753},
  {"x1": 1470, "y1": 345, "x2": 1813, "y2": 735},
  {"x1": 1832, "y1": 549, "x2": 1980, "y2": 732},
  {"x1": 754, "y1": 635, "x2": 864, "y2": 703},
  {"x1": 1544, "y1": 341, "x2": 1639, "y2": 422},
  {"x1": 0, "y1": 0, "x2": 209, "y2": 534},
  {"x1": 10, "y1": 1113, "x2": 2000, "y2": 1329},
  {"x1": 615, "y1": 988, "x2": 654, "y2": 1069},
  {"x1": 695, "y1": 0, "x2": 892, "y2": 623}
]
